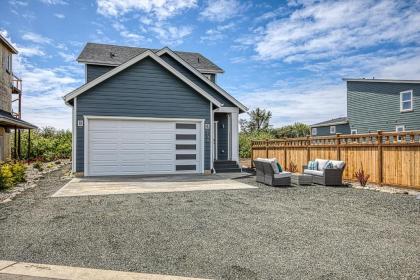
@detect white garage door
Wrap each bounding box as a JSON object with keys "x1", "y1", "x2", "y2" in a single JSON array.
[{"x1": 86, "y1": 118, "x2": 202, "y2": 176}]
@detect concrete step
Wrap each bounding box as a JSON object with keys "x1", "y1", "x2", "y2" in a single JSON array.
[{"x1": 214, "y1": 167, "x2": 242, "y2": 173}]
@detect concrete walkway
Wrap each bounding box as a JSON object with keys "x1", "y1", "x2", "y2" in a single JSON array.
[
  {"x1": 52, "y1": 174, "x2": 256, "y2": 197},
  {"x1": 0, "y1": 261, "x2": 211, "y2": 280}
]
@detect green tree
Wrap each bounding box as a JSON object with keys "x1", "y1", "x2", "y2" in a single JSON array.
[
  {"x1": 273, "y1": 123, "x2": 310, "y2": 138},
  {"x1": 240, "y1": 107, "x2": 272, "y2": 132}
]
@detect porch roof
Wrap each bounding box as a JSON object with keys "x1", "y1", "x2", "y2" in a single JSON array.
[{"x1": 0, "y1": 110, "x2": 37, "y2": 129}]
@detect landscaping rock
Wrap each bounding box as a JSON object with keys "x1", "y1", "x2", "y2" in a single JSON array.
[{"x1": 0, "y1": 159, "x2": 71, "y2": 203}]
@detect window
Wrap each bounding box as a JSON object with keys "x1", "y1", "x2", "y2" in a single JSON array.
[
  {"x1": 396, "y1": 125, "x2": 405, "y2": 142},
  {"x1": 311, "y1": 127, "x2": 317, "y2": 136},
  {"x1": 351, "y1": 129, "x2": 358, "y2": 134},
  {"x1": 330, "y1": 126, "x2": 336, "y2": 134},
  {"x1": 400, "y1": 90, "x2": 413, "y2": 112},
  {"x1": 6, "y1": 53, "x2": 12, "y2": 73}
]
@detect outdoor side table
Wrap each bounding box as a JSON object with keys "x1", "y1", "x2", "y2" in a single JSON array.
[{"x1": 291, "y1": 173, "x2": 313, "y2": 185}]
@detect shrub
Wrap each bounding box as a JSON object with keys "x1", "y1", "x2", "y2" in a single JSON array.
[
  {"x1": 12, "y1": 127, "x2": 72, "y2": 161},
  {"x1": 239, "y1": 130, "x2": 275, "y2": 158},
  {"x1": 11, "y1": 162, "x2": 27, "y2": 183},
  {"x1": 0, "y1": 164, "x2": 15, "y2": 189},
  {"x1": 286, "y1": 161, "x2": 298, "y2": 173},
  {"x1": 33, "y1": 161, "x2": 43, "y2": 171},
  {"x1": 354, "y1": 163, "x2": 370, "y2": 187}
]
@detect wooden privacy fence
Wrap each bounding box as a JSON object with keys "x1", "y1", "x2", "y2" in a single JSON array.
[{"x1": 251, "y1": 130, "x2": 420, "y2": 189}]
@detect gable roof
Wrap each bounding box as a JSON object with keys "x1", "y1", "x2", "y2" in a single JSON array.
[
  {"x1": 77, "y1": 43, "x2": 224, "y2": 73},
  {"x1": 311, "y1": 117, "x2": 348, "y2": 128},
  {"x1": 343, "y1": 78, "x2": 420, "y2": 84},
  {"x1": 156, "y1": 47, "x2": 247, "y2": 112},
  {"x1": 64, "y1": 49, "x2": 223, "y2": 107},
  {"x1": 0, "y1": 33, "x2": 18, "y2": 54}
]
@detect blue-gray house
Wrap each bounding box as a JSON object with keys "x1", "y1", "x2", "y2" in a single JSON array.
[
  {"x1": 311, "y1": 78, "x2": 419, "y2": 136},
  {"x1": 64, "y1": 43, "x2": 247, "y2": 176}
]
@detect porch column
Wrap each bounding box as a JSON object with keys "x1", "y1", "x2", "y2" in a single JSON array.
[{"x1": 231, "y1": 111, "x2": 239, "y2": 162}]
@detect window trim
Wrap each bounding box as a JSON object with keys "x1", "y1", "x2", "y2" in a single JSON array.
[
  {"x1": 351, "y1": 129, "x2": 358, "y2": 134},
  {"x1": 400, "y1": 90, "x2": 413, "y2": 112},
  {"x1": 330, "y1": 125, "x2": 336, "y2": 134},
  {"x1": 311, "y1": 127, "x2": 317, "y2": 136},
  {"x1": 396, "y1": 125, "x2": 405, "y2": 142}
]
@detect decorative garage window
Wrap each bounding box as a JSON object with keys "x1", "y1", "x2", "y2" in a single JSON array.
[
  {"x1": 175, "y1": 122, "x2": 199, "y2": 172},
  {"x1": 400, "y1": 90, "x2": 413, "y2": 112}
]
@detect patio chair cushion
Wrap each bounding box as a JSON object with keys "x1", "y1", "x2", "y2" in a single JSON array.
[
  {"x1": 315, "y1": 159, "x2": 330, "y2": 170},
  {"x1": 304, "y1": 169, "x2": 324, "y2": 176},
  {"x1": 255, "y1": 158, "x2": 280, "y2": 173},
  {"x1": 329, "y1": 160, "x2": 345, "y2": 169},
  {"x1": 274, "y1": 171, "x2": 292, "y2": 178},
  {"x1": 325, "y1": 161, "x2": 334, "y2": 169},
  {"x1": 308, "y1": 160, "x2": 318, "y2": 170}
]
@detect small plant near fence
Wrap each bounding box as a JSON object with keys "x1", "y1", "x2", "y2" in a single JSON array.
[
  {"x1": 0, "y1": 161, "x2": 28, "y2": 190},
  {"x1": 286, "y1": 161, "x2": 298, "y2": 173},
  {"x1": 354, "y1": 163, "x2": 370, "y2": 187}
]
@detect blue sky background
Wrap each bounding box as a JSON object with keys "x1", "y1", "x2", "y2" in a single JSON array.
[{"x1": 1, "y1": 0, "x2": 419, "y2": 129}]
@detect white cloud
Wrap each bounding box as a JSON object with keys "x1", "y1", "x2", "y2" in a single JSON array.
[
  {"x1": 22, "y1": 32, "x2": 52, "y2": 44},
  {"x1": 39, "y1": 0, "x2": 67, "y2": 4},
  {"x1": 112, "y1": 22, "x2": 145, "y2": 44},
  {"x1": 54, "y1": 13, "x2": 65, "y2": 19},
  {"x1": 13, "y1": 55, "x2": 82, "y2": 129},
  {"x1": 9, "y1": 0, "x2": 28, "y2": 6},
  {"x1": 18, "y1": 46, "x2": 46, "y2": 57},
  {"x1": 253, "y1": 0, "x2": 420, "y2": 61},
  {"x1": 150, "y1": 23, "x2": 193, "y2": 45},
  {"x1": 97, "y1": 0, "x2": 197, "y2": 20},
  {"x1": 237, "y1": 81, "x2": 346, "y2": 127},
  {"x1": 200, "y1": 0, "x2": 247, "y2": 22},
  {"x1": 58, "y1": 52, "x2": 75, "y2": 62},
  {"x1": 200, "y1": 22, "x2": 235, "y2": 42}
]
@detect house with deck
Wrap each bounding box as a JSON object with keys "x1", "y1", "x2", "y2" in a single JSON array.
[
  {"x1": 64, "y1": 43, "x2": 247, "y2": 176},
  {"x1": 0, "y1": 34, "x2": 36, "y2": 161},
  {"x1": 311, "y1": 79, "x2": 419, "y2": 136}
]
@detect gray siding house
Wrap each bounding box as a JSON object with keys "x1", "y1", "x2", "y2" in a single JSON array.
[
  {"x1": 346, "y1": 79, "x2": 419, "y2": 134},
  {"x1": 311, "y1": 79, "x2": 419, "y2": 136},
  {"x1": 64, "y1": 43, "x2": 247, "y2": 176},
  {"x1": 310, "y1": 117, "x2": 350, "y2": 137}
]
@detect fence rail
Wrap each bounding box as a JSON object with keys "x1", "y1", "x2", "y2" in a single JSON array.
[{"x1": 251, "y1": 130, "x2": 420, "y2": 190}]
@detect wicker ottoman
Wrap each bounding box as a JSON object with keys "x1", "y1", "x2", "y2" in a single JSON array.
[{"x1": 291, "y1": 173, "x2": 313, "y2": 186}]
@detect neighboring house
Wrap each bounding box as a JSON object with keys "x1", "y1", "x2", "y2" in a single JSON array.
[
  {"x1": 311, "y1": 78, "x2": 419, "y2": 136},
  {"x1": 0, "y1": 34, "x2": 36, "y2": 162},
  {"x1": 310, "y1": 117, "x2": 350, "y2": 137},
  {"x1": 64, "y1": 43, "x2": 247, "y2": 176}
]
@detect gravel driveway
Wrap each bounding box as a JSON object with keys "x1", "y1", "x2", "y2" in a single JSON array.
[{"x1": 0, "y1": 165, "x2": 419, "y2": 280}]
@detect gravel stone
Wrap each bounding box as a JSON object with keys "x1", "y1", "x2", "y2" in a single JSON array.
[{"x1": 0, "y1": 166, "x2": 419, "y2": 280}]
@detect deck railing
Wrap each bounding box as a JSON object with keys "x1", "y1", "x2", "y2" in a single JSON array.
[{"x1": 251, "y1": 130, "x2": 420, "y2": 189}]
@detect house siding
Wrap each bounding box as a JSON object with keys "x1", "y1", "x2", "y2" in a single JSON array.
[
  {"x1": 347, "y1": 81, "x2": 420, "y2": 133},
  {"x1": 86, "y1": 64, "x2": 115, "y2": 82},
  {"x1": 312, "y1": 123, "x2": 350, "y2": 136},
  {"x1": 214, "y1": 113, "x2": 229, "y2": 160},
  {"x1": 76, "y1": 57, "x2": 211, "y2": 172},
  {"x1": 159, "y1": 53, "x2": 236, "y2": 107}
]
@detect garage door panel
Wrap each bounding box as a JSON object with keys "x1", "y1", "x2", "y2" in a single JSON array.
[{"x1": 87, "y1": 118, "x2": 201, "y2": 176}]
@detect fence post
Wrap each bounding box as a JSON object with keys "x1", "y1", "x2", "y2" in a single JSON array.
[
  {"x1": 251, "y1": 140, "x2": 255, "y2": 168},
  {"x1": 336, "y1": 133, "x2": 341, "y2": 160},
  {"x1": 377, "y1": 130, "x2": 383, "y2": 185},
  {"x1": 306, "y1": 135, "x2": 310, "y2": 164},
  {"x1": 265, "y1": 139, "x2": 269, "y2": 158},
  {"x1": 283, "y1": 139, "x2": 287, "y2": 169}
]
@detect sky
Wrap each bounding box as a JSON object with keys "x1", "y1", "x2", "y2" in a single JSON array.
[{"x1": 1, "y1": 0, "x2": 420, "y2": 130}]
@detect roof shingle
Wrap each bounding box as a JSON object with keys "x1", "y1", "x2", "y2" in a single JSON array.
[
  {"x1": 77, "y1": 43, "x2": 224, "y2": 73},
  {"x1": 311, "y1": 117, "x2": 348, "y2": 127}
]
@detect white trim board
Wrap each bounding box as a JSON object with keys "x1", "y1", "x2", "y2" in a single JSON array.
[
  {"x1": 64, "y1": 50, "x2": 223, "y2": 108},
  {"x1": 343, "y1": 78, "x2": 420, "y2": 84},
  {"x1": 156, "y1": 47, "x2": 248, "y2": 112},
  {"x1": 83, "y1": 116, "x2": 205, "y2": 176}
]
